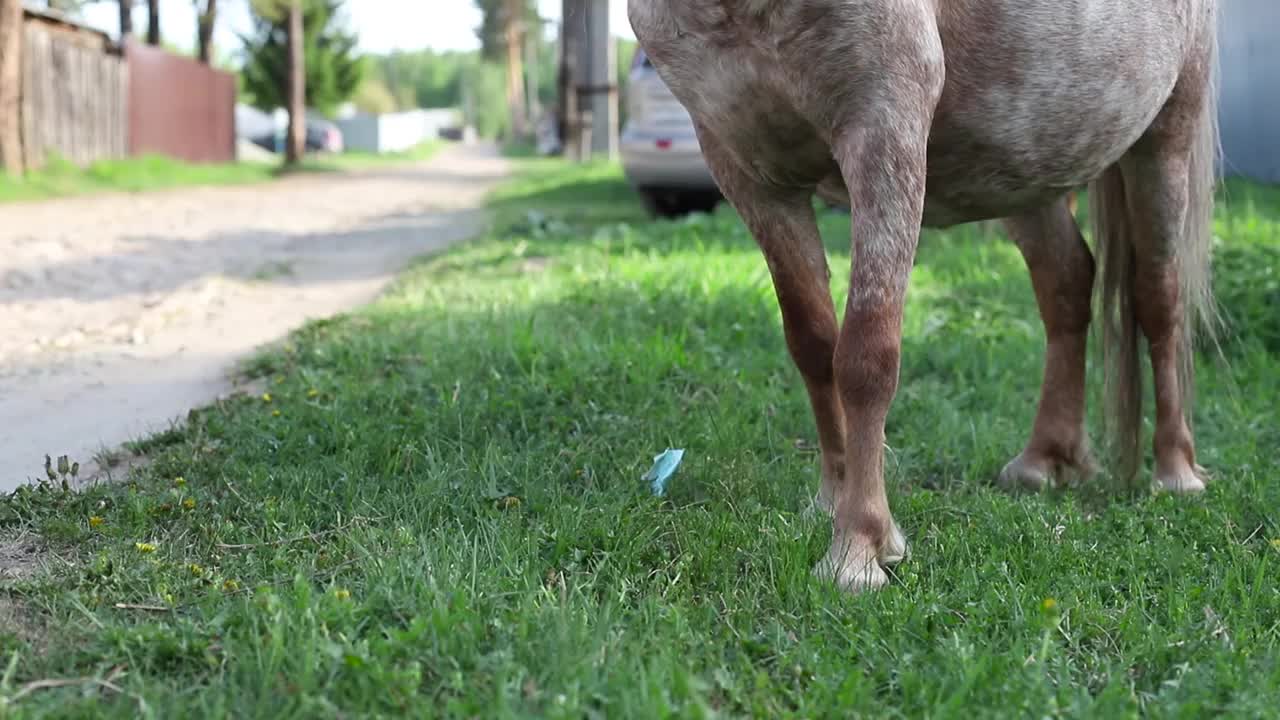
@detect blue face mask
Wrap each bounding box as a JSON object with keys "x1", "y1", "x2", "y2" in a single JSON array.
[{"x1": 643, "y1": 448, "x2": 685, "y2": 497}]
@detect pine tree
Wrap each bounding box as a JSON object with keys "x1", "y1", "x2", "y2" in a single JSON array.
[{"x1": 241, "y1": 0, "x2": 362, "y2": 116}]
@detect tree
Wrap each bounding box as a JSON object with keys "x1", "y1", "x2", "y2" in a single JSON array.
[
  {"x1": 474, "y1": 0, "x2": 538, "y2": 139},
  {"x1": 285, "y1": 0, "x2": 303, "y2": 164},
  {"x1": 241, "y1": 0, "x2": 362, "y2": 116},
  {"x1": 146, "y1": 0, "x2": 158, "y2": 45},
  {"x1": 118, "y1": 0, "x2": 132, "y2": 38},
  {"x1": 0, "y1": 0, "x2": 21, "y2": 175},
  {"x1": 195, "y1": 0, "x2": 216, "y2": 64},
  {"x1": 352, "y1": 78, "x2": 396, "y2": 115}
]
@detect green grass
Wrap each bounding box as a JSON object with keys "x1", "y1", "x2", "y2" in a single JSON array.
[
  {"x1": 0, "y1": 142, "x2": 445, "y2": 204},
  {"x1": 2, "y1": 160, "x2": 1278, "y2": 718},
  {"x1": 304, "y1": 141, "x2": 446, "y2": 172}
]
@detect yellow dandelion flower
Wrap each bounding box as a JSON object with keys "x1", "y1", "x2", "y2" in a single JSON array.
[
  {"x1": 135, "y1": 542, "x2": 157, "y2": 554},
  {"x1": 182, "y1": 498, "x2": 196, "y2": 510},
  {"x1": 88, "y1": 515, "x2": 105, "y2": 528},
  {"x1": 271, "y1": 409, "x2": 282, "y2": 417},
  {"x1": 261, "y1": 393, "x2": 272, "y2": 403},
  {"x1": 1042, "y1": 598, "x2": 1058, "y2": 611},
  {"x1": 307, "y1": 388, "x2": 320, "y2": 399},
  {"x1": 174, "y1": 476, "x2": 187, "y2": 487},
  {"x1": 1270, "y1": 538, "x2": 1280, "y2": 550},
  {"x1": 222, "y1": 578, "x2": 240, "y2": 592},
  {"x1": 188, "y1": 563, "x2": 204, "y2": 576},
  {"x1": 333, "y1": 588, "x2": 351, "y2": 601},
  {"x1": 498, "y1": 496, "x2": 522, "y2": 510}
]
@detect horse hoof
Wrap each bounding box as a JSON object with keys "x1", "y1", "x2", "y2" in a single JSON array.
[
  {"x1": 813, "y1": 535, "x2": 893, "y2": 593},
  {"x1": 1155, "y1": 465, "x2": 1207, "y2": 494},
  {"x1": 881, "y1": 520, "x2": 910, "y2": 565},
  {"x1": 998, "y1": 454, "x2": 1050, "y2": 492}
]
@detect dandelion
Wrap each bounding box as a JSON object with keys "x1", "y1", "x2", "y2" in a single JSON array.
[
  {"x1": 1271, "y1": 538, "x2": 1280, "y2": 551},
  {"x1": 174, "y1": 476, "x2": 187, "y2": 487},
  {"x1": 1042, "y1": 598, "x2": 1058, "y2": 612},
  {"x1": 497, "y1": 496, "x2": 522, "y2": 510},
  {"x1": 135, "y1": 542, "x2": 157, "y2": 554},
  {"x1": 272, "y1": 409, "x2": 282, "y2": 417},
  {"x1": 187, "y1": 563, "x2": 204, "y2": 576},
  {"x1": 261, "y1": 393, "x2": 272, "y2": 403},
  {"x1": 333, "y1": 588, "x2": 351, "y2": 601},
  {"x1": 222, "y1": 578, "x2": 240, "y2": 592},
  {"x1": 307, "y1": 388, "x2": 320, "y2": 399},
  {"x1": 182, "y1": 498, "x2": 196, "y2": 510},
  {"x1": 88, "y1": 515, "x2": 105, "y2": 528}
]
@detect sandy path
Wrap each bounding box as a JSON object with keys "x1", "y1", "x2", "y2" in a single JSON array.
[{"x1": 0, "y1": 143, "x2": 509, "y2": 492}]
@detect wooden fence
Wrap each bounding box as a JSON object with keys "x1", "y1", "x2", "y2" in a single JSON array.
[{"x1": 20, "y1": 16, "x2": 128, "y2": 171}]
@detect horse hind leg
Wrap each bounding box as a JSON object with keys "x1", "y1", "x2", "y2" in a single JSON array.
[
  {"x1": 1096, "y1": 53, "x2": 1217, "y2": 493},
  {"x1": 999, "y1": 198, "x2": 1098, "y2": 491}
]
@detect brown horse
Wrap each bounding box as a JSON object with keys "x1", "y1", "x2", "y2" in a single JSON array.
[{"x1": 628, "y1": 0, "x2": 1219, "y2": 592}]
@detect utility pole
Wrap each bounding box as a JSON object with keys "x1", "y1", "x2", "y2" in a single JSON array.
[{"x1": 579, "y1": 0, "x2": 616, "y2": 159}]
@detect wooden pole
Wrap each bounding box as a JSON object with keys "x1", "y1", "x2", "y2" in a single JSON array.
[
  {"x1": 557, "y1": 0, "x2": 581, "y2": 158},
  {"x1": 0, "y1": 0, "x2": 22, "y2": 175},
  {"x1": 284, "y1": 0, "x2": 305, "y2": 166}
]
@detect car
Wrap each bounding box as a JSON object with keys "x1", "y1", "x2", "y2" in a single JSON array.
[
  {"x1": 620, "y1": 48, "x2": 722, "y2": 217},
  {"x1": 237, "y1": 105, "x2": 344, "y2": 155}
]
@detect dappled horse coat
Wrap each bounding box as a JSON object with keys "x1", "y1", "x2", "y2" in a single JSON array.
[{"x1": 627, "y1": 0, "x2": 1220, "y2": 591}]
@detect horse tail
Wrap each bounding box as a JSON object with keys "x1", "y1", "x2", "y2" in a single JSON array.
[
  {"x1": 1093, "y1": 163, "x2": 1142, "y2": 482},
  {"x1": 1093, "y1": 6, "x2": 1221, "y2": 484}
]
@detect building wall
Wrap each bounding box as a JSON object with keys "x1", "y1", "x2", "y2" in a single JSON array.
[{"x1": 1219, "y1": 0, "x2": 1280, "y2": 183}]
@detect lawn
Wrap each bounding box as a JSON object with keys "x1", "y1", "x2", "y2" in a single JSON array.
[
  {"x1": 1, "y1": 159, "x2": 1278, "y2": 717},
  {"x1": 0, "y1": 141, "x2": 444, "y2": 205}
]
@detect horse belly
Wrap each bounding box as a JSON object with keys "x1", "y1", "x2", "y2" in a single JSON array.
[{"x1": 919, "y1": 0, "x2": 1193, "y2": 225}]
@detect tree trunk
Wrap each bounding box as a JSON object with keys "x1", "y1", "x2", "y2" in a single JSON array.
[
  {"x1": 503, "y1": 0, "x2": 527, "y2": 139},
  {"x1": 118, "y1": 0, "x2": 132, "y2": 39},
  {"x1": 284, "y1": 0, "x2": 305, "y2": 166},
  {"x1": 146, "y1": 0, "x2": 159, "y2": 46},
  {"x1": 196, "y1": 0, "x2": 216, "y2": 65},
  {"x1": 0, "y1": 0, "x2": 22, "y2": 175},
  {"x1": 557, "y1": 0, "x2": 578, "y2": 154}
]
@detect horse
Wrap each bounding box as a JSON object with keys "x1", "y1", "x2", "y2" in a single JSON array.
[{"x1": 627, "y1": 0, "x2": 1220, "y2": 592}]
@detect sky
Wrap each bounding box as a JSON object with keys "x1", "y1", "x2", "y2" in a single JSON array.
[{"x1": 79, "y1": 1, "x2": 634, "y2": 60}]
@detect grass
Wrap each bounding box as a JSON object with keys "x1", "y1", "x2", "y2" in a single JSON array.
[
  {"x1": 0, "y1": 141, "x2": 445, "y2": 204},
  {"x1": 1, "y1": 159, "x2": 1278, "y2": 717}
]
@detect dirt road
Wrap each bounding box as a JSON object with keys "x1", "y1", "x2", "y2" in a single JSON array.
[{"x1": 0, "y1": 143, "x2": 509, "y2": 492}]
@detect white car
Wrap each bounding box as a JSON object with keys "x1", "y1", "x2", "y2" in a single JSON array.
[{"x1": 621, "y1": 49, "x2": 723, "y2": 217}]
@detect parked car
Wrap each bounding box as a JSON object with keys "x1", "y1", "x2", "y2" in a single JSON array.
[
  {"x1": 237, "y1": 105, "x2": 344, "y2": 155},
  {"x1": 620, "y1": 49, "x2": 722, "y2": 217}
]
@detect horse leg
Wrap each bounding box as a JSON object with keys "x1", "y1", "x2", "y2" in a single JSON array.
[
  {"x1": 815, "y1": 99, "x2": 940, "y2": 590},
  {"x1": 691, "y1": 125, "x2": 847, "y2": 517},
  {"x1": 999, "y1": 199, "x2": 1097, "y2": 490},
  {"x1": 1115, "y1": 63, "x2": 1214, "y2": 493},
  {"x1": 1120, "y1": 153, "x2": 1206, "y2": 493}
]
